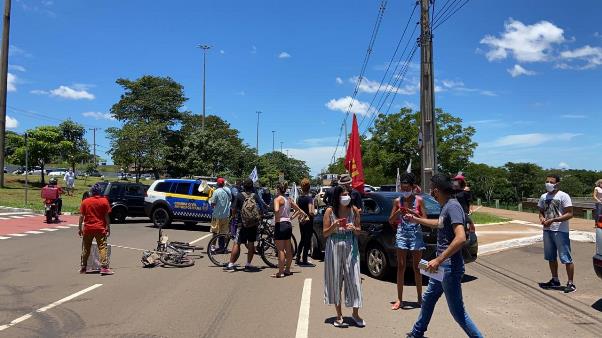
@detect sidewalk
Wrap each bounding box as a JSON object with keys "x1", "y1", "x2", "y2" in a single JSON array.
[{"x1": 478, "y1": 206, "x2": 595, "y2": 232}]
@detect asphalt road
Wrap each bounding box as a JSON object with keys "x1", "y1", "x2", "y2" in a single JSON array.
[{"x1": 1, "y1": 218, "x2": 601, "y2": 337}]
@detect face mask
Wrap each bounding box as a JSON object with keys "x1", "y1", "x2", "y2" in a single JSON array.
[
  {"x1": 340, "y1": 195, "x2": 351, "y2": 206},
  {"x1": 545, "y1": 183, "x2": 556, "y2": 192},
  {"x1": 400, "y1": 191, "x2": 412, "y2": 198}
]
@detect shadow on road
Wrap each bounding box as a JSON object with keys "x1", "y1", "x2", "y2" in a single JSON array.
[{"x1": 591, "y1": 299, "x2": 602, "y2": 312}]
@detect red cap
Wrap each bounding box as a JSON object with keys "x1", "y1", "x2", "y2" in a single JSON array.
[
  {"x1": 216, "y1": 178, "x2": 225, "y2": 185},
  {"x1": 453, "y1": 175, "x2": 465, "y2": 182}
]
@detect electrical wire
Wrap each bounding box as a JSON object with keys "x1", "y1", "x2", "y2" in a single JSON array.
[{"x1": 432, "y1": 0, "x2": 470, "y2": 30}]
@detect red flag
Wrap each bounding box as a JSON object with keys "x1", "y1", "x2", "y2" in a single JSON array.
[{"x1": 345, "y1": 114, "x2": 365, "y2": 193}]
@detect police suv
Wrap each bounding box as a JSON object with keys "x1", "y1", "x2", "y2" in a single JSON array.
[{"x1": 144, "y1": 179, "x2": 215, "y2": 227}]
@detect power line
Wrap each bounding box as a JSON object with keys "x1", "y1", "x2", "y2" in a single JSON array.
[
  {"x1": 330, "y1": 0, "x2": 388, "y2": 165},
  {"x1": 432, "y1": 0, "x2": 470, "y2": 30}
]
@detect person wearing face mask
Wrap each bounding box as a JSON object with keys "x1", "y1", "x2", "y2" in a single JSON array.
[
  {"x1": 338, "y1": 174, "x2": 363, "y2": 212},
  {"x1": 538, "y1": 174, "x2": 575, "y2": 293},
  {"x1": 404, "y1": 173, "x2": 482, "y2": 338},
  {"x1": 323, "y1": 185, "x2": 365, "y2": 328},
  {"x1": 593, "y1": 179, "x2": 602, "y2": 222},
  {"x1": 388, "y1": 172, "x2": 426, "y2": 310}
]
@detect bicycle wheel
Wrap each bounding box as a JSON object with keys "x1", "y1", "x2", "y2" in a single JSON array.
[
  {"x1": 207, "y1": 234, "x2": 233, "y2": 267},
  {"x1": 170, "y1": 241, "x2": 203, "y2": 251},
  {"x1": 259, "y1": 238, "x2": 279, "y2": 268},
  {"x1": 160, "y1": 246, "x2": 195, "y2": 268}
]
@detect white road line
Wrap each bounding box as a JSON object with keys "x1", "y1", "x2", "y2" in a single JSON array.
[
  {"x1": 39, "y1": 228, "x2": 59, "y2": 232},
  {"x1": 25, "y1": 231, "x2": 44, "y2": 234},
  {"x1": 67, "y1": 224, "x2": 79, "y2": 227},
  {"x1": 0, "y1": 212, "x2": 32, "y2": 216},
  {"x1": 22, "y1": 214, "x2": 37, "y2": 217},
  {"x1": 9, "y1": 216, "x2": 25, "y2": 219},
  {"x1": 295, "y1": 278, "x2": 312, "y2": 338},
  {"x1": 0, "y1": 217, "x2": 9, "y2": 220},
  {"x1": 7, "y1": 233, "x2": 27, "y2": 237},
  {"x1": 55, "y1": 226, "x2": 71, "y2": 229},
  {"x1": 0, "y1": 284, "x2": 103, "y2": 332},
  {"x1": 109, "y1": 244, "x2": 147, "y2": 252},
  {"x1": 189, "y1": 233, "x2": 212, "y2": 245},
  {"x1": 477, "y1": 231, "x2": 541, "y2": 235},
  {"x1": 0, "y1": 236, "x2": 11, "y2": 240}
]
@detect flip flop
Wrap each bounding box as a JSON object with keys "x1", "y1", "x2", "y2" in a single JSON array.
[
  {"x1": 271, "y1": 273, "x2": 285, "y2": 278},
  {"x1": 283, "y1": 271, "x2": 294, "y2": 276}
]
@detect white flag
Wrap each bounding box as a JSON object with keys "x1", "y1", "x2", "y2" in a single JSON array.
[
  {"x1": 291, "y1": 182, "x2": 299, "y2": 203},
  {"x1": 396, "y1": 167, "x2": 400, "y2": 192},
  {"x1": 406, "y1": 159, "x2": 412, "y2": 173},
  {"x1": 249, "y1": 166, "x2": 259, "y2": 183}
]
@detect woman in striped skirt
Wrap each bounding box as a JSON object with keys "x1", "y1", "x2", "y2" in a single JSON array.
[{"x1": 323, "y1": 185, "x2": 365, "y2": 328}]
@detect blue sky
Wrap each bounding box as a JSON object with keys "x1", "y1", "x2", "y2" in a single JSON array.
[{"x1": 6, "y1": 0, "x2": 602, "y2": 176}]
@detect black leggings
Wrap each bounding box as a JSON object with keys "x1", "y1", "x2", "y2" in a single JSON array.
[{"x1": 296, "y1": 219, "x2": 313, "y2": 262}]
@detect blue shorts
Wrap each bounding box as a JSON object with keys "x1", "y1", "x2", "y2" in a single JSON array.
[
  {"x1": 543, "y1": 231, "x2": 572, "y2": 264},
  {"x1": 396, "y1": 224, "x2": 426, "y2": 251}
]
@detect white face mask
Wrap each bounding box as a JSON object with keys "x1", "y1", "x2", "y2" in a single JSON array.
[
  {"x1": 400, "y1": 191, "x2": 412, "y2": 198},
  {"x1": 545, "y1": 183, "x2": 556, "y2": 192},
  {"x1": 340, "y1": 195, "x2": 351, "y2": 206}
]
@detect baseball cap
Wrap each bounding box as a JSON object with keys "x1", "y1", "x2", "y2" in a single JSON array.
[{"x1": 216, "y1": 177, "x2": 225, "y2": 185}]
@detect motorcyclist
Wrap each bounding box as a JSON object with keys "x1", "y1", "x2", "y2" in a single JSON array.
[{"x1": 42, "y1": 177, "x2": 64, "y2": 215}]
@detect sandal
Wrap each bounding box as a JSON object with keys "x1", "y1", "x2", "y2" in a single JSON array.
[
  {"x1": 271, "y1": 273, "x2": 286, "y2": 278},
  {"x1": 391, "y1": 301, "x2": 402, "y2": 310},
  {"x1": 333, "y1": 317, "x2": 348, "y2": 328}
]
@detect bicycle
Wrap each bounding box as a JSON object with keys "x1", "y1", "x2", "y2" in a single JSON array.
[
  {"x1": 142, "y1": 225, "x2": 203, "y2": 268},
  {"x1": 207, "y1": 214, "x2": 298, "y2": 268}
]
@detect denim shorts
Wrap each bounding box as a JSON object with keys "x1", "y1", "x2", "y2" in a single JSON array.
[
  {"x1": 396, "y1": 224, "x2": 426, "y2": 251},
  {"x1": 543, "y1": 230, "x2": 572, "y2": 264}
]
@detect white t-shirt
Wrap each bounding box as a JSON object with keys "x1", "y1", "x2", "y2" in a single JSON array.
[
  {"x1": 538, "y1": 191, "x2": 572, "y2": 232},
  {"x1": 64, "y1": 171, "x2": 75, "y2": 185},
  {"x1": 595, "y1": 186, "x2": 602, "y2": 203}
]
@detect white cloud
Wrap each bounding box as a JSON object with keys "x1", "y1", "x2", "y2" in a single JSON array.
[
  {"x1": 9, "y1": 45, "x2": 32, "y2": 58},
  {"x1": 6, "y1": 115, "x2": 18, "y2": 129},
  {"x1": 82, "y1": 112, "x2": 114, "y2": 121},
  {"x1": 560, "y1": 114, "x2": 587, "y2": 119},
  {"x1": 7, "y1": 73, "x2": 16, "y2": 92},
  {"x1": 493, "y1": 132, "x2": 581, "y2": 147},
  {"x1": 508, "y1": 64, "x2": 536, "y2": 77},
  {"x1": 278, "y1": 51, "x2": 291, "y2": 59},
  {"x1": 9, "y1": 65, "x2": 26, "y2": 72},
  {"x1": 480, "y1": 19, "x2": 565, "y2": 62},
  {"x1": 559, "y1": 45, "x2": 602, "y2": 69},
  {"x1": 558, "y1": 162, "x2": 570, "y2": 169},
  {"x1": 351, "y1": 76, "x2": 418, "y2": 95},
  {"x1": 33, "y1": 85, "x2": 95, "y2": 100},
  {"x1": 325, "y1": 96, "x2": 377, "y2": 116},
  {"x1": 335, "y1": 77, "x2": 343, "y2": 85}
]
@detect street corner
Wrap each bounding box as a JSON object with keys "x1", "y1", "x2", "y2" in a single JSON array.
[{"x1": 0, "y1": 210, "x2": 80, "y2": 238}]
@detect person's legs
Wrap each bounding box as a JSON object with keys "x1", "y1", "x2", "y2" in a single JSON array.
[
  {"x1": 343, "y1": 239, "x2": 363, "y2": 319},
  {"x1": 95, "y1": 233, "x2": 109, "y2": 268},
  {"x1": 393, "y1": 249, "x2": 407, "y2": 309},
  {"x1": 411, "y1": 277, "x2": 444, "y2": 337},
  {"x1": 285, "y1": 239, "x2": 293, "y2": 272},
  {"x1": 228, "y1": 227, "x2": 243, "y2": 265},
  {"x1": 56, "y1": 198, "x2": 63, "y2": 215},
  {"x1": 324, "y1": 240, "x2": 342, "y2": 306},
  {"x1": 275, "y1": 239, "x2": 286, "y2": 274},
  {"x1": 556, "y1": 231, "x2": 575, "y2": 283},
  {"x1": 245, "y1": 241, "x2": 255, "y2": 265},
  {"x1": 543, "y1": 230, "x2": 559, "y2": 279},
  {"x1": 442, "y1": 269, "x2": 483, "y2": 337},
  {"x1": 80, "y1": 234, "x2": 94, "y2": 269},
  {"x1": 411, "y1": 250, "x2": 424, "y2": 304}
]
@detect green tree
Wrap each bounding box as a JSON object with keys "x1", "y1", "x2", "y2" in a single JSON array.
[
  {"x1": 504, "y1": 162, "x2": 544, "y2": 201},
  {"x1": 9, "y1": 126, "x2": 72, "y2": 183},
  {"x1": 258, "y1": 152, "x2": 310, "y2": 187},
  {"x1": 4, "y1": 131, "x2": 24, "y2": 161},
  {"x1": 464, "y1": 162, "x2": 512, "y2": 203},
  {"x1": 58, "y1": 119, "x2": 91, "y2": 171}
]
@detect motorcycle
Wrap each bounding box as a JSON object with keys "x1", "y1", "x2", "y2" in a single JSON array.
[{"x1": 44, "y1": 199, "x2": 59, "y2": 223}]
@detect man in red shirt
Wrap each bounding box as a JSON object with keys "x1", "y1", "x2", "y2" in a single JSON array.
[{"x1": 79, "y1": 183, "x2": 114, "y2": 275}]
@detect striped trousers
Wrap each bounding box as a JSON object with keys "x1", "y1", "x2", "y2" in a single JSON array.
[{"x1": 323, "y1": 232, "x2": 363, "y2": 308}]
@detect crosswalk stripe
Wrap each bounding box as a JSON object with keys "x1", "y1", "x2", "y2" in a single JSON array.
[
  {"x1": 55, "y1": 226, "x2": 70, "y2": 229},
  {"x1": 39, "y1": 228, "x2": 59, "y2": 232},
  {"x1": 0, "y1": 217, "x2": 9, "y2": 220},
  {"x1": 22, "y1": 215, "x2": 37, "y2": 217},
  {"x1": 9, "y1": 216, "x2": 25, "y2": 219},
  {"x1": 67, "y1": 224, "x2": 79, "y2": 227},
  {"x1": 7, "y1": 233, "x2": 27, "y2": 237},
  {"x1": 0, "y1": 236, "x2": 10, "y2": 240},
  {"x1": 25, "y1": 231, "x2": 44, "y2": 234}
]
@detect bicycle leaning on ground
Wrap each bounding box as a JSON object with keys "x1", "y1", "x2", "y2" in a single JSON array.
[
  {"x1": 142, "y1": 225, "x2": 204, "y2": 268},
  {"x1": 206, "y1": 212, "x2": 298, "y2": 268}
]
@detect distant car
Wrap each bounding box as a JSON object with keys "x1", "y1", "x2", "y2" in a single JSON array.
[
  {"x1": 81, "y1": 181, "x2": 148, "y2": 223},
  {"x1": 3, "y1": 167, "x2": 7, "y2": 173},
  {"x1": 144, "y1": 179, "x2": 214, "y2": 228},
  {"x1": 364, "y1": 184, "x2": 376, "y2": 193},
  {"x1": 594, "y1": 217, "x2": 602, "y2": 279},
  {"x1": 87, "y1": 170, "x2": 103, "y2": 177},
  {"x1": 311, "y1": 192, "x2": 478, "y2": 280},
  {"x1": 48, "y1": 168, "x2": 68, "y2": 176}
]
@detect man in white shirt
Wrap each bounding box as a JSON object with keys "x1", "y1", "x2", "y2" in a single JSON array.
[
  {"x1": 538, "y1": 174, "x2": 575, "y2": 293},
  {"x1": 64, "y1": 169, "x2": 76, "y2": 196}
]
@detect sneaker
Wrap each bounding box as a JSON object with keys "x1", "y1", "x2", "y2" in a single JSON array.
[
  {"x1": 244, "y1": 265, "x2": 257, "y2": 272},
  {"x1": 100, "y1": 268, "x2": 114, "y2": 275},
  {"x1": 79, "y1": 266, "x2": 87, "y2": 274},
  {"x1": 540, "y1": 278, "x2": 561, "y2": 289},
  {"x1": 406, "y1": 333, "x2": 420, "y2": 338},
  {"x1": 223, "y1": 264, "x2": 235, "y2": 271},
  {"x1": 564, "y1": 283, "x2": 576, "y2": 294}
]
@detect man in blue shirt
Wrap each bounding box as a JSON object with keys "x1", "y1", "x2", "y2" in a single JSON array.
[
  {"x1": 209, "y1": 178, "x2": 232, "y2": 250},
  {"x1": 404, "y1": 173, "x2": 482, "y2": 338}
]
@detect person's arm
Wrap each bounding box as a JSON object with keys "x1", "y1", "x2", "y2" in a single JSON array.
[
  {"x1": 350, "y1": 209, "x2": 361, "y2": 235},
  {"x1": 389, "y1": 199, "x2": 401, "y2": 226},
  {"x1": 427, "y1": 223, "x2": 466, "y2": 272},
  {"x1": 308, "y1": 198, "x2": 315, "y2": 216},
  {"x1": 405, "y1": 213, "x2": 440, "y2": 228},
  {"x1": 78, "y1": 215, "x2": 84, "y2": 237},
  {"x1": 418, "y1": 198, "x2": 427, "y2": 219},
  {"x1": 105, "y1": 213, "x2": 111, "y2": 237},
  {"x1": 538, "y1": 198, "x2": 546, "y2": 224},
  {"x1": 274, "y1": 196, "x2": 281, "y2": 213},
  {"x1": 322, "y1": 208, "x2": 340, "y2": 238}
]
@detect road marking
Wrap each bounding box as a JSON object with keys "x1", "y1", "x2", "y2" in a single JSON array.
[
  {"x1": 25, "y1": 231, "x2": 44, "y2": 234},
  {"x1": 480, "y1": 235, "x2": 543, "y2": 255},
  {"x1": 189, "y1": 233, "x2": 212, "y2": 245},
  {"x1": 295, "y1": 278, "x2": 312, "y2": 338},
  {"x1": 7, "y1": 233, "x2": 27, "y2": 237},
  {"x1": 0, "y1": 217, "x2": 9, "y2": 220},
  {"x1": 109, "y1": 244, "x2": 147, "y2": 252},
  {"x1": 0, "y1": 236, "x2": 10, "y2": 240},
  {"x1": 0, "y1": 212, "x2": 32, "y2": 216},
  {"x1": 477, "y1": 231, "x2": 541, "y2": 235},
  {"x1": 0, "y1": 284, "x2": 103, "y2": 332},
  {"x1": 39, "y1": 228, "x2": 59, "y2": 232},
  {"x1": 55, "y1": 225, "x2": 71, "y2": 229},
  {"x1": 9, "y1": 216, "x2": 25, "y2": 219},
  {"x1": 67, "y1": 224, "x2": 79, "y2": 227},
  {"x1": 22, "y1": 214, "x2": 37, "y2": 217}
]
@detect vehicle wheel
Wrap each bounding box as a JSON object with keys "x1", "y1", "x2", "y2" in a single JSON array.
[
  {"x1": 366, "y1": 244, "x2": 389, "y2": 280},
  {"x1": 111, "y1": 207, "x2": 127, "y2": 224},
  {"x1": 46, "y1": 212, "x2": 52, "y2": 224},
  {"x1": 184, "y1": 221, "x2": 197, "y2": 227},
  {"x1": 152, "y1": 207, "x2": 171, "y2": 228},
  {"x1": 207, "y1": 234, "x2": 233, "y2": 267},
  {"x1": 310, "y1": 232, "x2": 323, "y2": 260}
]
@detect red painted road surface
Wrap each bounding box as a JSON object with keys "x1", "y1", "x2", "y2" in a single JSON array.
[{"x1": 0, "y1": 215, "x2": 80, "y2": 236}]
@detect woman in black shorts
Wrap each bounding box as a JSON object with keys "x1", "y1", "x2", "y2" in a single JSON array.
[{"x1": 273, "y1": 182, "x2": 307, "y2": 278}]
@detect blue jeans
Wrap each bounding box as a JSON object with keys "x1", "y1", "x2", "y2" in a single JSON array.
[
  {"x1": 543, "y1": 230, "x2": 573, "y2": 264},
  {"x1": 411, "y1": 264, "x2": 483, "y2": 338}
]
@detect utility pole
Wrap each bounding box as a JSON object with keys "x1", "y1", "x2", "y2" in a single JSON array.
[
  {"x1": 24, "y1": 131, "x2": 28, "y2": 206},
  {"x1": 89, "y1": 128, "x2": 100, "y2": 167},
  {"x1": 255, "y1": 111, "x2": 262, "y2": 155},
  {"x1": 0, "y1": 0, "x2": 11, "y2": 188},
  {"x1": 198, "y1": 44, "x2": 211, "y2": 130},
  {"x1": 272, "y1": 130, "x2": 276, "y2": 153},
  {"x1": 419, "y1": 0, "x2": 437, "y2": 193},
  {"x1": 280, "y1": 142, "x2": 283, "y2": 153}
]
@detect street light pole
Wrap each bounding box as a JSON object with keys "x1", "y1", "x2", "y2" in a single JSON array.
[
  {"x1": 0, "y1": 0, "x2": 11, "y2": 188},
  {"x1": 198, "y1": 44, "x2": 211, "y2": 130},
  {"x1": 256, "y1": 111, "x2": 262, "y2": 155},
  {"x1": 272, "y1": 130, "x2": 276, "y2": 153},
  {"x1": 24, "y1": 131, "x2": 28, "y2": 206},
  {"x1": 280, "y1": 141, "x2": 283, "y2": 153}
]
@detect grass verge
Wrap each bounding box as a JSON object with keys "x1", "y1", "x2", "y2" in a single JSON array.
[{"x1": 470, "y1": 212, "x2": 511, "y2": 224}]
